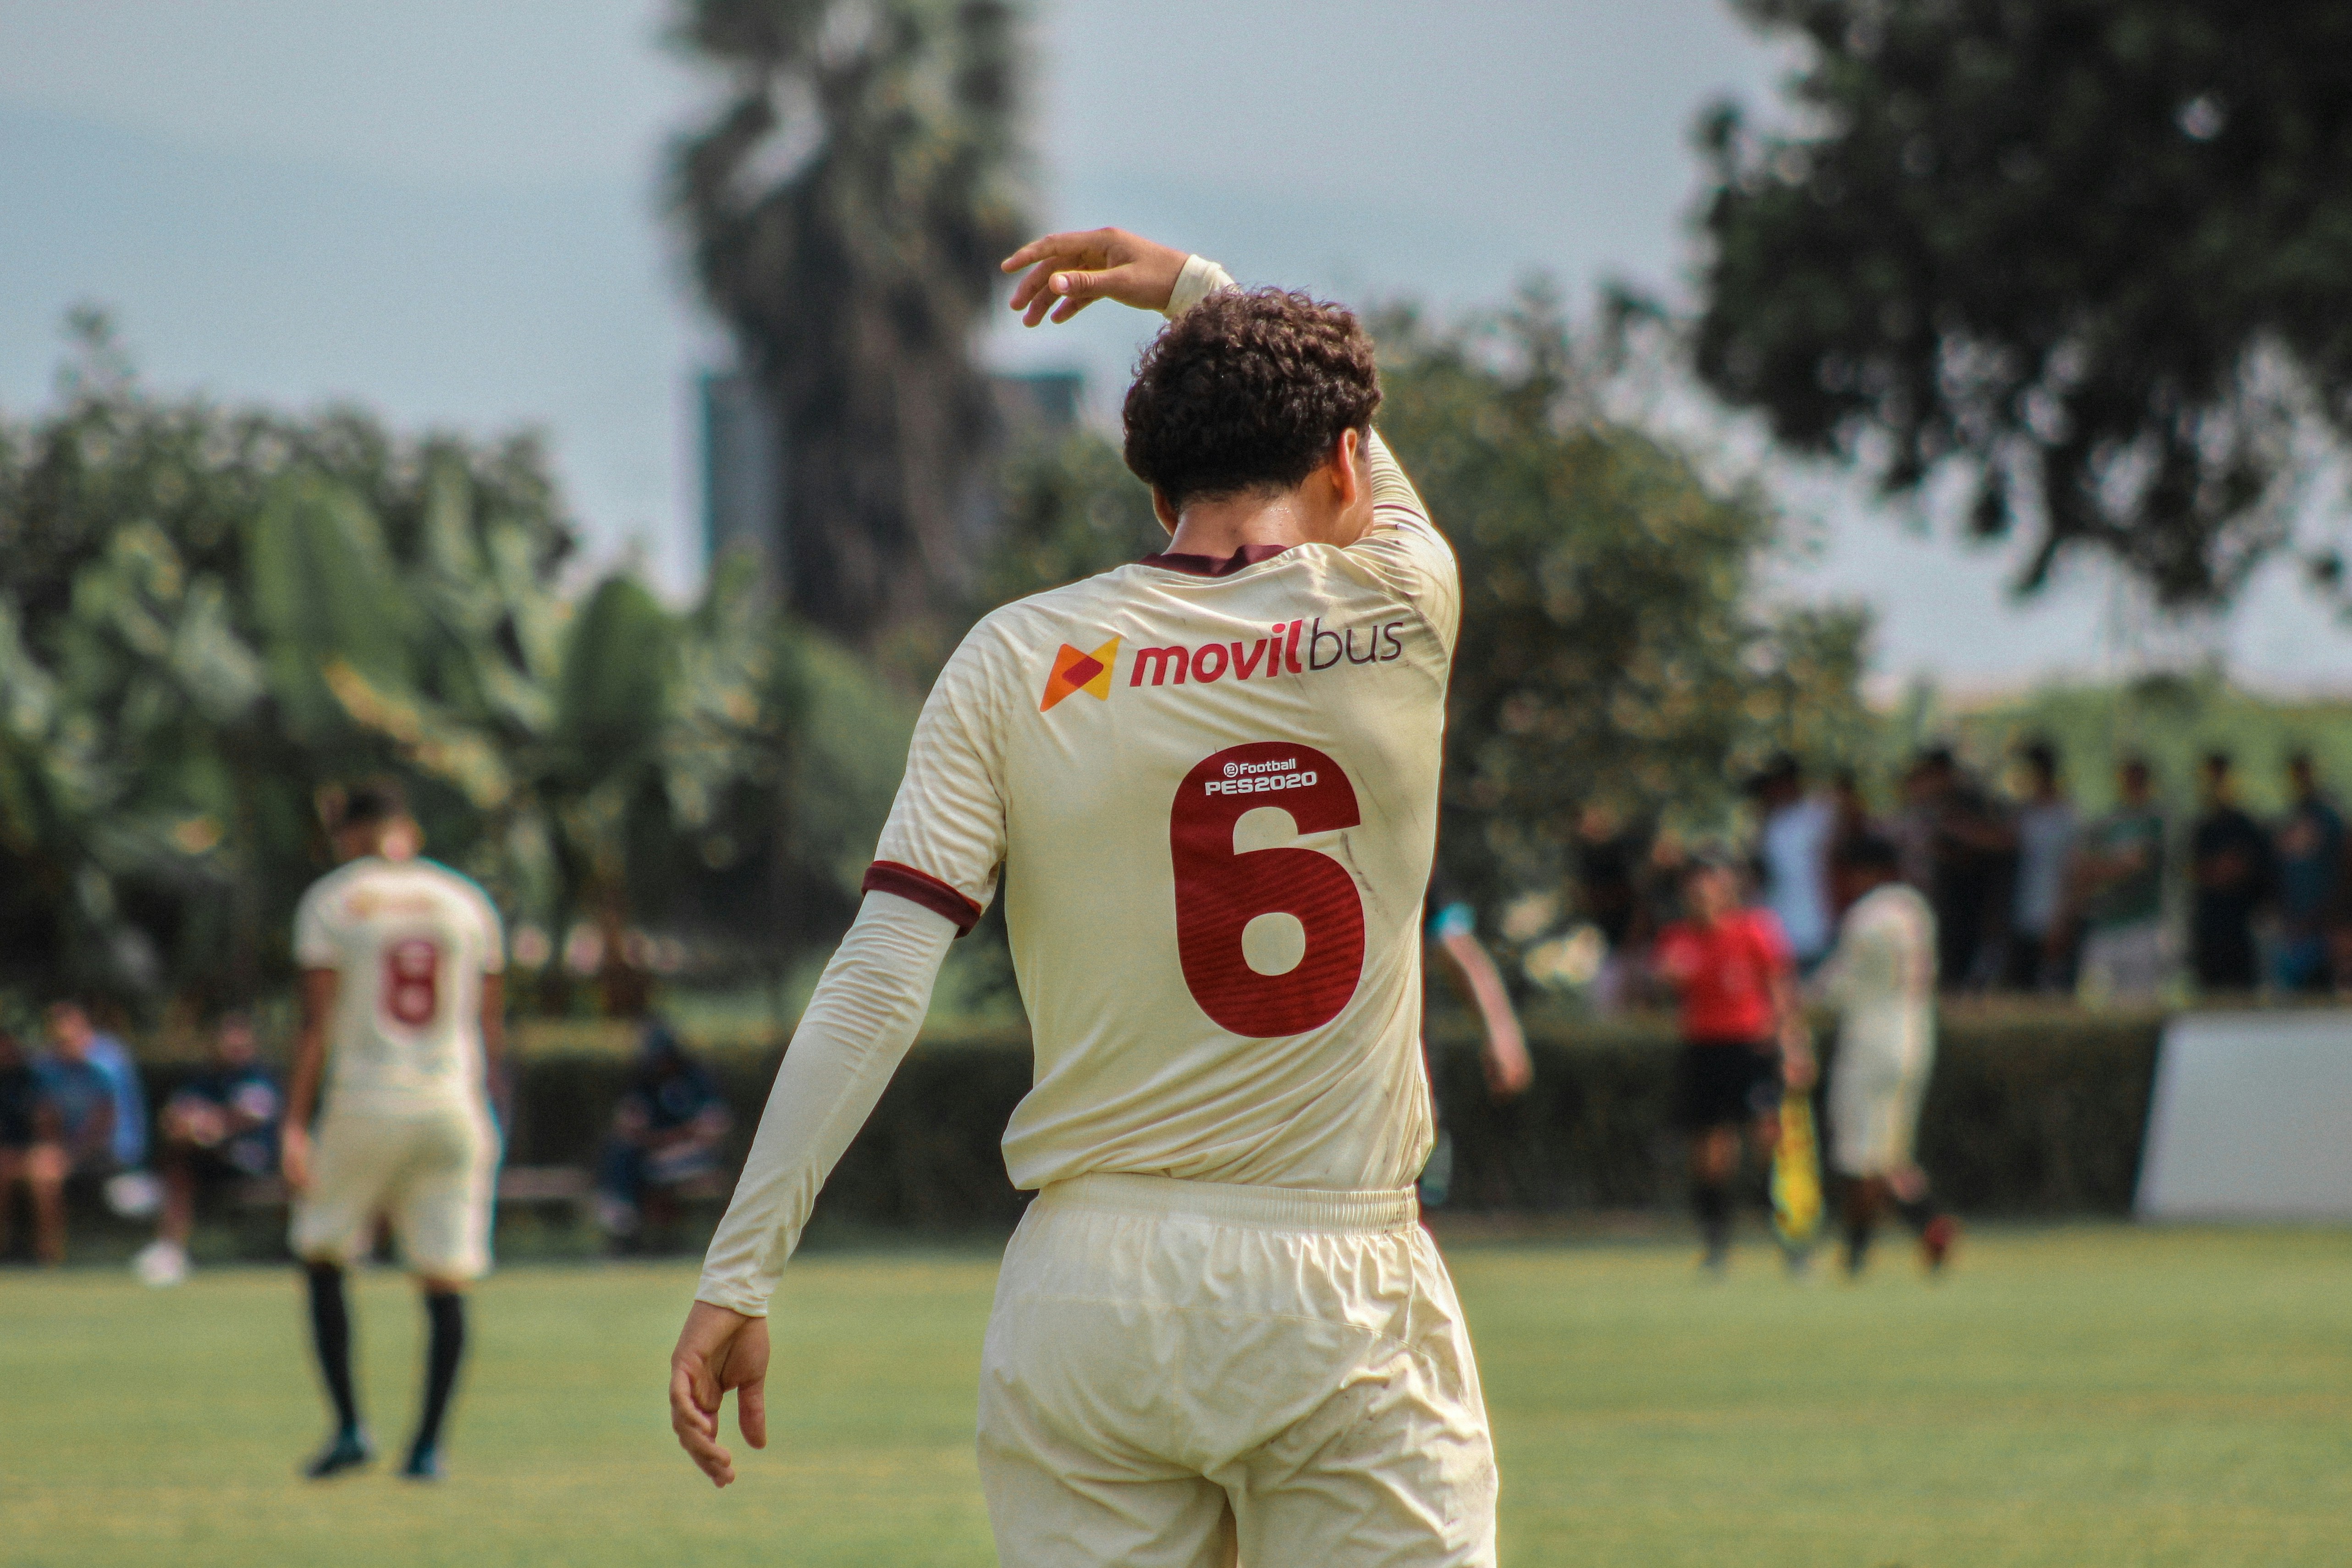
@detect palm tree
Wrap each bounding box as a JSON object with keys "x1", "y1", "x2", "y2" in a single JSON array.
[{"x1": 670, "y1": 0, "x2": 1027, "y2": 646}]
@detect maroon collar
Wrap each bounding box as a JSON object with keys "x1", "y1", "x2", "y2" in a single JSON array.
[{"x1": 1138, "y1": 543, "x2": 1294, "y2": 578}]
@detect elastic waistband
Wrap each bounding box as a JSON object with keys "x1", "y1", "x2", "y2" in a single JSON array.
[{"x1": 1034, "y1": 1172, "x2": 1418, "y2": 1233}]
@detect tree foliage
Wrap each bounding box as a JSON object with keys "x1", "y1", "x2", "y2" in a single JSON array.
[
  {"x1": 0, "y1": 320, "x2": 777, "y2": 1013},
  {"x1": 1693, "y1": 0, "x2": 2352, "y2": 607},
  {"x1": 671, "y1": 0, "x2": 1027, "y2": 644},
  {"x1": 1383, "y1": 292, "x2": 1875, "y2": 897},
  {"x1": 970, "y1": 428, "x2": 1164, "y2": 617}
]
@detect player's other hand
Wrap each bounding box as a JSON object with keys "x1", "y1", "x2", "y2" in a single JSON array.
[
  {"x1": 279, "y1": 1124, "x2": 313, "y2": 1194},
  {"x1": 669, "y1": 1299, "x2": 771, "y2": 1489},
  {"x1": 1002, "y1": 227, "x2": 1189, "y2": 325}
]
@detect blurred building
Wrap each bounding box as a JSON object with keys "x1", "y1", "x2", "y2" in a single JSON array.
[
  {"x1": 700, "y1": 370, "x2": 784, "y2": 596},
  {"x1": 700, "y1": 369, "x2": 1084, "y2": 602}
]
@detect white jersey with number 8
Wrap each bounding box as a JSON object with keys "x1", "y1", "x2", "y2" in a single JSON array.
[
  {"x1": 293, "y1": 856, "x2": 505, "y2": 1116},
  {"x1": 865, "y1": 432, "x2": 1456, "y2": 1194}
]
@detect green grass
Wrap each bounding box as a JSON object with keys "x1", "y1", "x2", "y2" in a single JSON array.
[{"x1": 3, "y1": 1226, "x2": 2347, "y2": 1567}]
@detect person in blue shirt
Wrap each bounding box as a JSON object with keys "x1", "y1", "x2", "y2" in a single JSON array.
[
  {"x1": 23, "y1": 1016, "x2": 118, "y2": 1265},
  {"x1": 595, "y1": 1022, "x2": 734, "y2": 1245},
  {"x1": 134, "y1": 1011, "x2": 282, "y2": 1286},
  {"x1": 45, "y1": 1001, "x2": 149, "y2": 1171}
]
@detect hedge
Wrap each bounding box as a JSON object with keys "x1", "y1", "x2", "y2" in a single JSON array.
[
  {"x1": 1428, "y1": 1006, "x2": 2164, "y2": 1217},
  {"x1": 62, "y1": 1004, "x2": 2165, "y2": 1266},
  {"x1": 496, "y1": 1002, "x2": 2165, "y2": 1227}
]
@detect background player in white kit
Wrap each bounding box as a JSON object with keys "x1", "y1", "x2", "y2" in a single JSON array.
[
  {"x1": 281, "y1": 781, "x2": 505, "y2": 1480},
  {"x1": 1814, "y1": 835, "x2": 1955, "y2": 1276},
  {"x1": 670, "y1": 228, "x2": 1498, "y2": 1565}
]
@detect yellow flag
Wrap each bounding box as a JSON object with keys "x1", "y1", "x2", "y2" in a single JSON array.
[{"x1": 1772, "y1": 1089, "x2": 1824, "y2": 1249}]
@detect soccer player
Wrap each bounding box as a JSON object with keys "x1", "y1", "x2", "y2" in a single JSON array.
[
  {"x1": 1650, "y1": 855, "x2": 1814, "y2": 1272},
  {"x1": 281, "y1": 781, "x2": 505, "y2": 1481},
  {"x1": 1813, "y1": 836, "x2": 1954, "y2": 1275},
  {"x1": 670, "y1": 229, "x2": 1499, "y2": 1564}
]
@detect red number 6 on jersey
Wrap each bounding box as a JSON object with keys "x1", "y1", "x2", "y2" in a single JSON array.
[{"x1": 1171, "y1": 742, "x2": 1366, "y2": 1037}]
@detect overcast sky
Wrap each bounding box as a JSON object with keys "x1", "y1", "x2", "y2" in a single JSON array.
[{"x1": 1, "y1": 0, "x2": 2345, "y2": 691}]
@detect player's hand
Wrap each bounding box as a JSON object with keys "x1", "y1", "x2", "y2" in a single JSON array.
[
  {"x1": 1001, "y1": 227, "x2": 1190, "y2": 325},
  {"x1": 279, "y1": 1124, "x2": 312, "y2": 1194},
  {"x1": 1781, "y1": 1049, "x2": 1818, "y2": 1091},
  {"x1": 669, "y1": 1299, "x2": 771, "y2": 1488}
]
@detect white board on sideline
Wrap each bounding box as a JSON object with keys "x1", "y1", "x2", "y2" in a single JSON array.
[{"x1": 2135, "y1": 1010, "x2": 2352, "y2": 1221}]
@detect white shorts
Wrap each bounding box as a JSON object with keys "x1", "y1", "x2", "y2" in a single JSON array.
[
  {"x1": 1829, "y1": 1050, "x2": 1931, "y2": 1177},
  {"x1": 977, "y1": 1173, "x2": 1497, "y2": 1568},
  {"x1": 289, "y1": 1100, "x2": 498, "y2": 1280}
]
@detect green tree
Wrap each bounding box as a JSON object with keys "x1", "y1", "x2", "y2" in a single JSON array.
[
  {"x1": 1692, "y1": 0, "x2": 2352, "y2": 607},
  {"x1": 1378, "y1": 291, "x2": 1875, "y2": 897},
  {"x1": 670, "y1": 0, "x2": 1028, "y2": 645},
  {"x1": 0, "y1": 319, "x2": 777, "y2": 1014}
]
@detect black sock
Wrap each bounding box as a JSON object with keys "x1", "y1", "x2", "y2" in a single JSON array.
[
  {"x1": 1894, "y1": 1194, "x2": 1941, "y2": 1235},
  {"x1": 412, "y1": 1291, "x2": 467, "y2": 1458},
  {"x1": 305, "y1": 1261, "x2": 361, "y2": 1436},
  {"x1": 1693, "y1": 1183, "x2": 1733, "y2": 1256}
]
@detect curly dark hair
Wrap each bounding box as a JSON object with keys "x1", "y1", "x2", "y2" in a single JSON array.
[{"x1": 1122, "y1": 288, "x2": 1381, "y2": 512}]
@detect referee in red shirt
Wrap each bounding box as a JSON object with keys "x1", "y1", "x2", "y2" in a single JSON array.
[{"x1": 1651, "y1": 853, "x2": 1816, "y2": 1272}]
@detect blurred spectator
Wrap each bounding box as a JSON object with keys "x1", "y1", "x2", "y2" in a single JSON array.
[
  {"x1": 2188, "y1": 753, "x2": 2272, "y2": 994},
  {"x1": 1650, "y1": 856, "x2": 1812, "y2": 1273},
  {"x1": 1906, "y1": 748, "x2": 2014, "y2": 990},
  {"x1": 595, "y1": 1022, "x2": 734, "y2": 1244},
  {"x1": 2271, "y1": 753, "x2": 2343, "y2": 993},
  {"x1": 1573, "y1": 804, "x2": 1649, "y2": 1013},
  {"x1": 24, "y1": 1013, "x2": 119, "y2": 1264},
  {"x1": 1891, "y1": 757, "x2": 1939, "y2": 893},
  {"x1": 45, "y1": 1001, "x2": 152, "y2": 1177},
  {"x1": 0, "y1": 1029, "x2": 40, "y2": 1260},
  {"x1": 2005, "y1": 740, "x2": 2079, "y2": 993},
  {"x1": 133, "y1": 1012, "x2": 281, "y2": 1287},
  {"x1": 1826, "y1": 769, "x2": 1878, "y2": 898},
  {"x1": 2076, "y1": 757, "x2": 2169, "y2": 1004},
  {"x1": 1748, "y1": 754, "x2": 1836, "y2": 972}
]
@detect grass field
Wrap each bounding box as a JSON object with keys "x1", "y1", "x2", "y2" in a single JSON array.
[{"x1": 3, "y1": 1226, "x2": 2347, "y2": 1567}]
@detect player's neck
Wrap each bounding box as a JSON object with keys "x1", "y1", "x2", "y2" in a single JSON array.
[
  {"x1": 1160, "y1": 467, "x2": 1370, "y2": 557},
  {"x1": 1163, "y1": 491, "x2": 1321, "y2": 558}
]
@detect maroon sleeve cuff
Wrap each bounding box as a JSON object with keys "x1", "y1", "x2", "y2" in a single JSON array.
[{"x1": 861, "y1": 860, "x2": 985, "y2": 936}]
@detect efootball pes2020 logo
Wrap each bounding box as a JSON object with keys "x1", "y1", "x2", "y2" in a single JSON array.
[{"x1": 1039, "y1": 637, "x2": 1121, "y2": 710}]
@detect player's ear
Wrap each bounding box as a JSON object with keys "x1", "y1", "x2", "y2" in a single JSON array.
[
  {"x1": 1151, "y1": 487, "x2": 1179, "y2": 536},
  {"x1": 1327, "y1": 428, "x2": 1366, "y2": 508}
]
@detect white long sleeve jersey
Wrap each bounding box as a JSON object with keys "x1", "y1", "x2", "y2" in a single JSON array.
[{"x1": 699, "y1": 259, "x2": 1460, "y2": 1316}]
